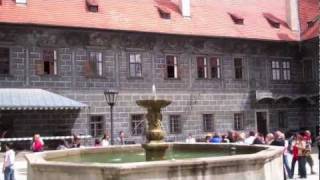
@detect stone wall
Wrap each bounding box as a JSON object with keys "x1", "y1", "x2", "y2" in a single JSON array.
[{"x1": 0, "y1": 24, "x2": 318, "y2": 140}]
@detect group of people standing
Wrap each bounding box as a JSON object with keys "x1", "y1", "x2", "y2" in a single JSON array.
[{"x1": 193, "y1": 129, "x2": 319, "y2": 179}]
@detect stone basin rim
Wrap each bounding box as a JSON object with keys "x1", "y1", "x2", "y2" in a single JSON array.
[{"x1": 25, "y1": 143, "x2": 283, "y2": 169}]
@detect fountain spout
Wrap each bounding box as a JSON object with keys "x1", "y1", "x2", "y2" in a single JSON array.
[{"x1": 152, "y1": 84, "x2": 157, "y2": 100}]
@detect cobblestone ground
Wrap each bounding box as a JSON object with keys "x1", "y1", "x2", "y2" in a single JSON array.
[{"x1": 0, "y1": 150, "x2": 319, "y2": 180}]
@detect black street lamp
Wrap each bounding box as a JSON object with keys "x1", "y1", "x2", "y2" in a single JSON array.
[{"x1": 104, "y1": 89, "x2": 118, "y2": 145}]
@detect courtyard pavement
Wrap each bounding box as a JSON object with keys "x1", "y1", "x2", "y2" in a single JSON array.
[{"x1": 0, "y1": 149, "x2": 319, "y2": 180}]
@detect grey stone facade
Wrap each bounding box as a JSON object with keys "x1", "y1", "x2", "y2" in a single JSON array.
[{"x1": 0, "y1": 25, "x2": 318, "y2": 143}]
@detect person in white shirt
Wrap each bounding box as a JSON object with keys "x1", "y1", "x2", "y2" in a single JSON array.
[
  {"x1": 101, "y1": 133, "x2": 110, "y2": 147},
  {"x1": 2, "y1": 143, "x2": 15, "y2": 180},
  {"x1": 186, "y1": 133, "x2": 196, "y2": 143},
  {"x1": 244, "y1": 131, "x2": 256, "y2": 145}
]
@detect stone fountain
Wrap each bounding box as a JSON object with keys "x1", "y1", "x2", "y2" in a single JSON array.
[
  {"x1": 136, "y1": 84, "x2": 171, "y2": 161},
  {"x1": 25, "y1": 85, "x2": 285, "y2": 180}
]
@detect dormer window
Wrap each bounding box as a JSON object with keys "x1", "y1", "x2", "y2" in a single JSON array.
[
  {"x1": 86, "y1": 0, "x2": 98, "y2": 12},
  {"x1": 156, "y1": 6, "x2": 171, "y2": 19},
  {"x1": 228, "y1": 13, "x2": 244, "y2": 25},
  {"x1": 307, "y1": 21, "x2": 315, "y2": 28},
  {"x1": 265, "y1": 17, "x2": 280, "y2": 28}
]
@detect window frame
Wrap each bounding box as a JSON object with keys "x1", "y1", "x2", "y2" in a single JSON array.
[
  {"x1": 203, "y1": 114, "x2": 214, "y2": 132},
  {"x1": 165, "y1": 54, "x2": 179, "y2": 79},
  {"x1": 41, "y1": 48, "x2": 58, "y2": 76},
  {"x1": 87, "y1": 51, "x2": 104, "y2": 77},
  {"x1": 195, "y1": 55, "x2": 222, "y2": 80},
  {"x1": 169, "y1": 115, "x2": 182, "y2": 134},
  {"x1": 0, "y1": 47, "x2": 10, "y2": 76},
  {"x1": 234, "y1": 57, "x2": 244, "y2": 80},
  {"x1": 130, "y1": 114, "x2": 145, "y2": 136},
  {"x1": 271, "y1": 59, "x2": 291, "y2": 81},
  {"x1": 234, "y1": 112, "x2": 244, "y2": 130},
  {"x1": 196, "y1": 56, "x2": 208, "y2": 79},
  {"x1": 89, "y1": 115, "x2": 105, "y2": 138},
  {"x1": 128, "y1": 52, "x2": 143, "y2": 78},
  {"x1": 302, "y1": 59, "x2": 314, "y2": 81}
]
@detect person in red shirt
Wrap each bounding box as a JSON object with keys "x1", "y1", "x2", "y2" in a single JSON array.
[
  {"x1": 31, "y1": 134, "x2": 44, "y2": 152},
  {"x1": 304, "y1": 130, "x2": 315, "y2": 174}
]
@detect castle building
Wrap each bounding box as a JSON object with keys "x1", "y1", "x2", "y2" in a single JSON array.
[{"x1": 0, "y1": 0, "x2": 318, "y2": 143}]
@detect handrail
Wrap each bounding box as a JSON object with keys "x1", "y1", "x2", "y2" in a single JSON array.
[{"x1": 0, "y1": 135, "x2": 92, "y2": 142}]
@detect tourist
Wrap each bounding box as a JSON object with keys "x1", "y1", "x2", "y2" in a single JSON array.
[
  {"x1": 244, "y1": 131, "x2": 256, "y2": 145},
  {"x1": 270, "y1": 131, "x2": 290, "y2": 179},
  {"x1": 185, "y1": 133, "x2": 196, "y2": 143},
  {"x1": 116, "y1": 131, "x2": 125, "y2": 145},
  {"x1": 294, "y1": 133, "x2": 307, "y2": 179},
  {"x1": 235, "y1": 132, "x2": 245, "y2": 144},
  {"x1": 227, "y1": 130, "x2": 236, "y2": 143},
  {"x1": 101, "y1": 133, "x2": 110, "y2": 147},
  {"x1": 31, "y1": 134, "x2": 44, "y2": 152},
  {"x1": 316, "y1": 127, "x2": 320, "y2": 160},
  {"x1": 289, "y1": 133, "x2": 299, "y2": 178},
  {"x1": 265, "y1": 133, "x2": 274, "y2": 145},
  {"x1": 252, "y1": 133, "x2": 264, "y2": 145},
  {"x1": 303, "y1": 130, "x2": 316, "y2": 174},
  {"x1": 221, "y1": 134, "x2": 230, "y2": 143},
  {"x1": 205, "y1": 133, "x2": 212, "y2": 143},
  {"x1": 71, "y1": 133, "x2": 81, "y2": 148},
  {"x1": 209, "y1": 133, "x2": 221, "y2": 143},
  {"x1": 94, "y1": 139, "x2": 101, "y2": 147},
  {"x1": 2, "y1": 143, "x2": 15, "y2": 180},
  {"x1": 56, "y1": 140, "x2": 68, "y2": 150}
]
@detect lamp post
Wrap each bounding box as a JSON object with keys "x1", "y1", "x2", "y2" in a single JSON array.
[{"x1": 104, "y1": 89, "x2": 118, "y2": 145}]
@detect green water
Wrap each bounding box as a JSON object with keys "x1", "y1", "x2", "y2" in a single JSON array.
[{"x1": 51, "y1": 149, "x2": 241, "y2": 164}]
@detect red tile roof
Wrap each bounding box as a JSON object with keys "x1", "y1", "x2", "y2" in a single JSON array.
[
  {"x1": 299, "y1": 0, "x2": 319, "y2": 40},
  {"x1": 0, "y1": 0, "x2": 317, "y2": 41}
]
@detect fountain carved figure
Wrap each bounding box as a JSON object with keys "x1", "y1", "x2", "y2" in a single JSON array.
[{"x1": 136, "y1": 85, "x2": 171, "y2": 161}]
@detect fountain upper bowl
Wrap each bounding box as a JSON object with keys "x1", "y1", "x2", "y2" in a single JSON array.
[{"x1": 136, "y1": 99, "x2": 171, "y2": 109}]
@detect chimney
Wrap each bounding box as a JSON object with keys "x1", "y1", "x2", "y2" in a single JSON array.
[
  {"x1": 179, "y1": 0, "x2": 191, "y2": 17},
  {"x1": 16, "y1": 0, "x2": 27, "y2": 4},
  {"x1": 286, "y1": 0, "x2": 300, "y2": 32}
]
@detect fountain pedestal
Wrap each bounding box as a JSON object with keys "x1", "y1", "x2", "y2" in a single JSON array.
[{"x1": 136, "y1": 99, "x2": 171, "y2": 161}]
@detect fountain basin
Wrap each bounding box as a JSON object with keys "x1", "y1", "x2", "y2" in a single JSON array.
[{"x1": 25, "y1": 143, "x2": 284, "y2": 180}]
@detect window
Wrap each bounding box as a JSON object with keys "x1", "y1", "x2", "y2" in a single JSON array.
[
  {"x1": 228, "y1": 13, "x2": 244, "y2": 25},
  {"x1": 169, "y1": 115, "x2": 181, "y2": 134},
  {"x1": 282, "y1": 61, "x2": 290, "y2": 80},
  {"x1": 210, "y1": 57, "x2": 221, "y2": 79},
  {"x1": 271, "y1": 61, "x2": 281, "y2": 80},
  {"x1": 234, "y1": 58, "x2": 243, "y2": 80},
  {"x1": 129, "y1": 53, "x2": 142, "y2": 77},
  {"x1": 303, "y1": 60, "x2": 313, "y2": 80},
  {"x1": 89, "y1": 115, "x2": 104, "y2": 137},
  {"x1": 166, "y1": 55, "x2": 178, "y2": 79},
  {"x1": 234, "y1": 113, "x2": 244, "y2": 130},
  {"x1": 131, "y1": 114, "x2": 145, "y2": 136},
  {"x1": 85, "y1": 51, "x2": 103, "y2": 77},
  {"x1": 203, "y1": 114, "x2": 214, "y2": 132},
  {"x1": 86, "y1": 0, "x2": 98, "y2": 12},
  {"x1": 157, "y1": 6, "x2": 171, "y2": 19},
  {"x1": 196, "y1": 56, "x2": 221, "y2": 79},
  {"x1": 265, "y1": 17, "x2": 280, "y2": 28},
  {"x1": 278, "y1": 111, "x2": 288, "y2": 129},
  {"x1": 36, "y1": 49, "x2": 57, "y2": 75},
  {"x1": 0, "y1": 48, "x2": 9, "y2": 75},
  {"x1": 197, "y1": 56, "x2": 208, "y2": 79},
  {"x1": 271, "y1": 60, "x2": 291, "y2": 81}
]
